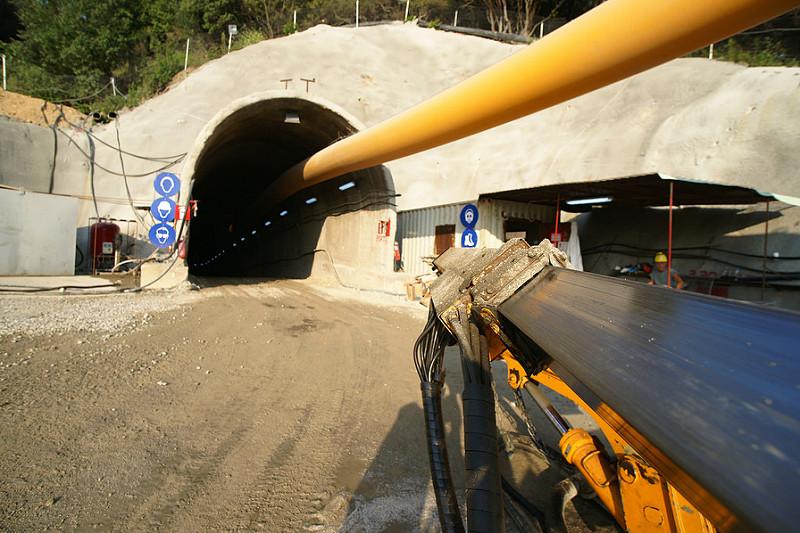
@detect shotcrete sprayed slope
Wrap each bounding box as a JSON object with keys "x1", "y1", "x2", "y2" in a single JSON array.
[
  {"x1": 78, "y1": 23, "x2": 799, "y2": 222},
  {"x1": 4, "y1": 23, "x2": 798, "y2": 277}
]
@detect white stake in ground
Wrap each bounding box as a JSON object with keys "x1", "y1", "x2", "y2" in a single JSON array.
[{"x1": 184, "y1": 38, "x2": 190, "y2": 74}]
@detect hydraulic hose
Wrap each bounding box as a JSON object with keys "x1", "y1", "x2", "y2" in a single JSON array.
[
  {"x1": 416, "y1": 305, "x2": 464, "y2": 531},
  {"x1": 450, "y1": 307, "x2": 505, "y2": 532},
  {"x1": 421, "y1": 380, "x2": 465, "y2": 533}
]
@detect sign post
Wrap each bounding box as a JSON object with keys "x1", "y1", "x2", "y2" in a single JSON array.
[
  {"x1": 462, "y1": 229, "x2": 477, "y2": 248},
  {"x1": 149, "y1": 172, "x2": 180, "y2": 249},
  {"x1": 460, "y1": 204, "x2": 479, "y2": 248},
  {"x1": 228, "y1": 25, "x2": 238, "y2": 53}
]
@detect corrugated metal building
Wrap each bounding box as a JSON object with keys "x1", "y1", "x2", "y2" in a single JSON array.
[{"x1": 396, "y1": 198, "x2": 556, "y2": 278}]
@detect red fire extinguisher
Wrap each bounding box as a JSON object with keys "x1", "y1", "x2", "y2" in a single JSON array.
[
  {"x1": 394, "y1": 242, "x2": 400, "y2": 261},
  {"x1": 178, "y1": 238, "x2": 188, "y2": 259}
]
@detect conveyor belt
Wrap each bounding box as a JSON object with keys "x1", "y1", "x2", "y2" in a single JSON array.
[{"x1": 498, "y1": 267, "x2": 800, "y2": 533}]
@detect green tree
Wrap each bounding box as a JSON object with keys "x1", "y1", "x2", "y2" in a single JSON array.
[
  {"x1": 482, "y1": 0, "x2": 596, "y2": 37},
  {"x1": 142, "y1": 0, "x2": 178, "y2": 47},
  {"x1": 10, "y1": 0, "x2": 144, "y2": 76}
]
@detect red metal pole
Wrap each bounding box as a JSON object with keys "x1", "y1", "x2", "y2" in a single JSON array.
[{"x1": 668, "y1": 182, "x2": 674, "y2": 288}]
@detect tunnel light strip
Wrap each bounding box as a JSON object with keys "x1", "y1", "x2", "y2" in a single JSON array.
[
  {"x1": 565, "y1": 196, "x2": 613, "y2": 205},
  {"x1": 196, "y1": 193, "x2": 344, "y2": 271},
  {"x1": 339, "y1": 182, "x2": 355, "y2": 191}
]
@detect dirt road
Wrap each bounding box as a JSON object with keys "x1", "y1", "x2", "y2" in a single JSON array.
[
  {"x1": 0, "y1": 279, "x2": 449, "y2": 531},
  {"x1": 0, "y1": 278, "x2": 618, "y2": 532}
]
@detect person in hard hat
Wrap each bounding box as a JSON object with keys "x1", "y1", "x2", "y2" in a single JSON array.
[{"x1": 649, "y1": 252, "x2": 684, "y2": 289}]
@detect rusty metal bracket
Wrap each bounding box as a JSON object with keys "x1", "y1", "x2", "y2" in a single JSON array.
[
  {"x1": 429, "y1": 238, "x2": 572, "y2": 316},
  {"x1": 471, "y1": 239, "x2": 571, "y2": 308},
  {"x1": 429, "y1": 238, "x2": 573, "y2": 383}
]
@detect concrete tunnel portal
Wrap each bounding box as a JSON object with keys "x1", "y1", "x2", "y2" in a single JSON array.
[{"x1": 184, "y1": 94, "x2": 397, "y2": 281}]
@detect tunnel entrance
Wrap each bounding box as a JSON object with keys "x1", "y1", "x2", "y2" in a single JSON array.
[{"x1": 183, "y1": 93, "x2": 396, "y2": 286}]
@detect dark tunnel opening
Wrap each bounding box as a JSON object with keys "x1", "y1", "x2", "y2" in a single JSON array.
[{"x1": 185, "y1": 96, "x2": 396, "y2": 282}]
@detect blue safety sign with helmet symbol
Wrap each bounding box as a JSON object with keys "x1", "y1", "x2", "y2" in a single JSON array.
[
  {"x1": 150, "y1": 197, "x2": 176, "y2": 222},
  {"x1": 149, "y1": 223, "x2": 176, "y2": 248},
  {"x1": 149, "y1": 172, "x2": 181, "y2": 248},
  {"x1": 460, "y1": 204, "x2": 478, "y2": 248}
]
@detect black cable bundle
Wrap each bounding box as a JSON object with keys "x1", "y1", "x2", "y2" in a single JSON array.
[
  {"x1": 449, "y1": 304, "x2": 505, "y2": 533},
  {"x1": 414, "y1": 305, "x2": 464, "y2": 533}
]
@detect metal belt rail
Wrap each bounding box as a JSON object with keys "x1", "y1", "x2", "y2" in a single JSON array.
[{"x1": 425, "y1": 238, "x2": 800, "y2": 532}]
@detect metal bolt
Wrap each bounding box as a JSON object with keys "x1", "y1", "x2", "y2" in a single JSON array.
[{"x1": 618, "y1": 459, "x2": 637, "y2": 484}]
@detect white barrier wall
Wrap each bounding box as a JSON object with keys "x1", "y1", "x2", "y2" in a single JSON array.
[{"x1": 0, "y1": 188, "x2": 78, "y2": 275}]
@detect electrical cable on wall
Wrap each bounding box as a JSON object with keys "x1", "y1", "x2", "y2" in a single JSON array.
[
  {"x1": 583, "y1": 241, "x2": 800, "y2": 261},
  {"x1": 0, "y1": 183, "x2": 149, "y2": 207},
  {"x1": 54, "y1": 128, "x2": 184, "y2": 177},
  {"x1": 584, "y1": 242, "x2": 800, "y2": 276},
  {"x1": 113, "y1": 115, "x2": 151, "y2": 231},
  {"x1": 82, "y1": 128, "x2": 185, "y2": 162},
  {"x1": 192, "y1": 193, "x2": 398, "y2": 274},
  {"x1": 61, "y1": 112, "x2": 186, "y2": 163},
  {"x1": 81, "y1": 109, "x2": 101, "y2": 219},
  {"x1": 40, "y1": 102, "x2": 61, "y2": 194}
]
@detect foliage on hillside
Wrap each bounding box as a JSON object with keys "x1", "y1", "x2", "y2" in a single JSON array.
[{"x1": 0, "y1": 0, "x2": 798, "y2": 115}]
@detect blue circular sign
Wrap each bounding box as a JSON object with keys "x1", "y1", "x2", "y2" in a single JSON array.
[
  {"x1": 150, "y1": 197, "x2": 176, "y2": 222},
  {"x1": 460, "y1": 204, "x2": 479, "y2": 229},
  {"x1": 149, "y1": 223, "x2": 176, "y2": 248},
  {"x1": 462, "y1": 228, "x2": 478, "y2": 248},
  {"x1": 154, "y1": 172, "x2": 180, "y2": 197}
]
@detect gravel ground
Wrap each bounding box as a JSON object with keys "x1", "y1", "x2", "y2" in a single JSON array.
[
  {"x1": 0, "y1": 288, "x2": 202, "y2": 339},
  {"x1": 0, "y1": 279, "x2": 618, "y2": 531}
]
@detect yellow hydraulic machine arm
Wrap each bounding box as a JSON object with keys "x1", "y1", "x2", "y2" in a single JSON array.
[
  {"x1": 256, "y1": 0, "x2": 800, "y2": 208},
  {"x1": 494, "y1": 348, "x2": 714, "y2": 533},
  {"x1": 425, "y1": 239, "x2": 800, "y2": 533}
]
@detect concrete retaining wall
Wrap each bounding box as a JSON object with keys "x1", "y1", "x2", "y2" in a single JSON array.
[{"x1": 0, "y1": 188, "x2": 78, "y2": 275}]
